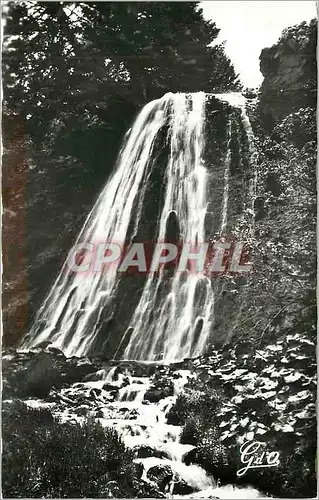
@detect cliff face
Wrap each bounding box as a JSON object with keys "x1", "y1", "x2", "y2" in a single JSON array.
[{"x1": 259, "y1": 19, "x2": 317, "y2": 125}]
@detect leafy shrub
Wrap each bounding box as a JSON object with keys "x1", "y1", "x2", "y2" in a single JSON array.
[
  {"x1": 167, "y1": 388, "x2": 222, "y2": 427},
  {"x1": 180, "y1": 416, "x2": 202, "y2": 445},
  {"x1": 179, "y1": 328, "x2": 316, "y2": 497},
  {"x1": 168, "y1": 387, "x2": 228, "y2": 477},
  {"x1": 2, "y1": 401, "x2": 159, "y2": 498},
  {"x1": 196, "y1": 426, "x2": 231, "y2": 481}
]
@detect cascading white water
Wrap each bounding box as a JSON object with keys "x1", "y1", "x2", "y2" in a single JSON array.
[
  {"x1": 23, "y1": 94, "x2": 172, "y2": 356},
  {"x1": 23, "y1": 91, "x2": 256, "y2": 361},
  {"x1": 26, "y1": 362, "x2": 262, "y2": 499},
  {"x1": 215, "y1": 92, "x2": 257, "y2": 224},
  {"x1": 122, "y1": 93, "x2": 214, "y2": 362},
  {"x1": 220, "y1": 120, "x2": 232, "y2": 235}
]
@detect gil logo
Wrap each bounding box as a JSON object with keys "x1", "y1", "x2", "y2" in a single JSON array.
[{"x1": 237, "y1": 440, "x2": 280, "y2": 477}]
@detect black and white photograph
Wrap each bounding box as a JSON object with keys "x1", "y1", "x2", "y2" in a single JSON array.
[{"x1": 2, "y1": 1, "x2": 317, "y2": 498}]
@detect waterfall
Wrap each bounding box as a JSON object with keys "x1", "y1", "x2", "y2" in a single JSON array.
[
  {"x1": 24, "y1": 94, "x2": 172, "y2": 356},
  {"x1": 220, "y1": 120, "x2": 232, "y2": 235},
  {"x1": 121, "y1": 93, "x2": 214, "y2": 362},
  {"x1": 23, "y1": 91, "x2": 256, "y2": 361}
]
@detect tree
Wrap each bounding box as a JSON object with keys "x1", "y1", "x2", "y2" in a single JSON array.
[{"x1": 3, "y1": 1, "x2": 240, "y2": 130}]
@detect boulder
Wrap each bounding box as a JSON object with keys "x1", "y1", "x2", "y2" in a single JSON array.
[
  {"x1": 102, "y1": 383, "x2": 120, "y2": 392},
  {"x1": 144, "y1": 378, "x2": 174, "y2": 403},
  {"x1": 89, "y1": 387, "x2": 102, "y2": 399},
  {"x1": 63, "y1": 357, "x2": 98, "y2": 384},
  {"x1": 116, "y1": 360, "x2": 158, "y2": 378},
  {"x1": 166, "y1": 408, "x2": 181, "y2": 426},
  {"x1": 172, "y1": 478, "x2": 194, "y2": 495},
  {"x1": 95, "y1": 408, "x2": 104, "y2": 418},
  {"x1": 17, "y1": 351, "x2": 62, "y2": 398},
  {"x1": 130, "y1": 479, "x2": 165, "y2": 498},
  {"x1": 183, "y1": 447, "x2": 198, "y2": 465},
  {"x1": 44, "y1": 345, "x2": 66, "y2": 358},
  {"x1": 74, "y1": 404, "x2": 90, "y2": 416},
  {"x1": 34, "y1": 340, "x2": 52, "y2": 350},
  {"x1": 83, "y1": 369, "x2": 106, "y2": 382},
  {"x1": 132, "y1": 462, "x2": 144, "y2": 480},
  {"x1": 144, "y1": 388, "x2": 165, "y2": 403},
  {"x1": 147, "y1": 465, "x2": 173, "y2": 491},
  {"x1": 100, "y1": 480, "x2": 121, "y2": 498},
  {"x1": 134, "y1": 445, "x2": 169, "y2": 459}
]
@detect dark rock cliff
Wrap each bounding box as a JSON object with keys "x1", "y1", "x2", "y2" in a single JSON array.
[{"x1": 259, "y1": 19, "x2": 317, "y2": 125}]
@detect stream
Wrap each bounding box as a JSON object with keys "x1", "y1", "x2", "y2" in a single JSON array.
[{"x1": 25, "y1": 361, "x2": 264, "y2": 499}]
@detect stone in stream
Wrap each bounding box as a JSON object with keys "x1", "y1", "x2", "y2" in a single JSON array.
[
  {"x1": 147, "y1": 465, "x2": 197, "y2": 495},
  {"x1": 147, "y1": 465, "x2": 174, "y2": 491},
  {"x1": 134, "y1": 445, "x2": 169, "y2": 460},
  {"x1": 172, "y1": 477, "x2": 194, "y2": 495},
  {"x1": 82, "y1": 369, "x2": 106, "y2": 382},
  {"x1": 64, "y1": 357, "x2": 98, "y2": 382},
  {"x1": 102, "y1": 382, "x2": 120, "y2": 392},
  {"x1": 44, "y1": 345, "x2": 66, "y2": 358},
  {"x1": 99, "y1": 480, "x2": 121, "y2": 498},
  {"x1": 33, "y1": 340, "x2": 52, "y2": 350},
  {"x1": 143, "y1": 378, "x2": 174, "y2": 403},
  {"x1": 165, "y1": 407, "x2": 182, "y2": 426},
  {"x1": 74, "y1": 404, "x2": 90, "y2": 416},
  {"x1": 183, "y1": 447, "x2": 198, "y2": 465}
]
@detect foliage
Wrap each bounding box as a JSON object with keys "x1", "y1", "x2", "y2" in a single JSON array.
[
  {"x1": 2, "y1": 400, "x2": 159, "y2": 498},
  {"x1": 279, "y1": 18, "x2": 317, "y2": 85},
  {"x1": 167, "y1": 386, "x2": 230, "y2": 477},
  {"x1": 3, "y1": 1, "x2": 240, "y2": 129},
  {"x1": 167, "y1": 388, "x2": 221, "y2": 427},
  {"x1": 259, "y1": 19, "x2": 317, "y2": 125},
  {"x1": 223, "y1": 106, "x2": 316, "y2": 348},
  {"x1": 177, "y1": 326, "x2": 316, "y2": 497}
]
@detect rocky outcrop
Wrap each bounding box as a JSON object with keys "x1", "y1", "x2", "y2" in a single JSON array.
[
  {"x1": 259, "y1": 19, "x2": 317, "y2": 125},
  {"x1": 2, "y1": 346, "x2": 100, "y2": 399},
  {"x1": 134, "y1": 445, "x2": 169, "y2": 459}
]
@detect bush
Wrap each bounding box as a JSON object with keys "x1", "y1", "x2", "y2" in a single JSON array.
[
  {"x1": 167, "y1": 389, "x2": 221, "y2": 427},
  {"x1": 168, "y1": 386, "x2": 229, "y2": 481},
  {"x1": 176, "y1": 329, "x2": 316, "y2": 497},
  {"x1": 2, "y1": 401, "x2": 158, "y2": 498},
  {"x1": 180, "y1": 416, "x2": 202, "y2": 445}
]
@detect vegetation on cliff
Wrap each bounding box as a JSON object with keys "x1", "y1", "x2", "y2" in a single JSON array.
[{"x1": 259, "y1": 18, "x2": 316, "y2": 124}]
